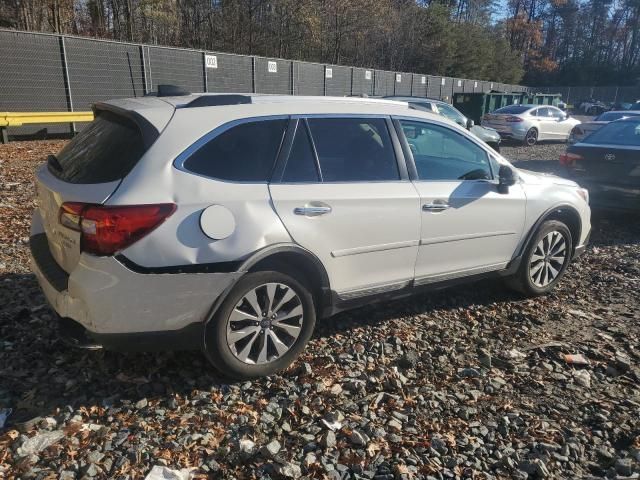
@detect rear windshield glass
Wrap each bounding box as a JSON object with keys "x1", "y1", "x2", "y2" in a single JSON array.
[
  {"x1": 595, "y1": 112, "x2": 640, "y2": 121},
  {"x1": 494, "y1": 105, "x2": 530, "y2": 114},
  {"x1": 584, "y1": 120, "x2": 640, "y2": 146},
  {"x1": 51, "y1": 111, "x2": 146, "y2": 184}
]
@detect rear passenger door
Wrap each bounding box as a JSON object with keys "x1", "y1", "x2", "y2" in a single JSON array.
[{"x1": 269, "y1": 117, "x2": 421, "y2": 299}]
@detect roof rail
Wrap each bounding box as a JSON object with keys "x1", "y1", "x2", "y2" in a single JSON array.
[{"x1": 182, "y1": 95, "x2": 253, "y2": 108}]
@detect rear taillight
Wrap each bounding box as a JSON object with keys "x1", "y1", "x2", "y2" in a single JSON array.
[
  {"x1": 505, "y1": 116, "x2": 523, "y2": 123},
  {"x1": 59, "y1": 202, "x2": 176, "y2": 256},
  {"x1": 559, "y1": 152, "x2": 583, "y2": 166}
]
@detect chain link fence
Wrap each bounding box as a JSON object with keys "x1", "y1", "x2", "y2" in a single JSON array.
[
  {"x1": 534, "y1": 85, "x2": 640, "y2": 105},
  {"x1": 0, "y1": 28, "x2": 530, "y2": 137}
]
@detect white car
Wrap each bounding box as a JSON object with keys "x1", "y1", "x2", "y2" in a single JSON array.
[
  {"x1": 482, "y1": 104, "x2": 581, "y2": 146},
  {"x1": 30, "y1": 92, "x2": 591, "y2": 379}
]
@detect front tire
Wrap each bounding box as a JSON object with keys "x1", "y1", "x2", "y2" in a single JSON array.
[
  {"x1": 507, "y1": 220, "x2": 573, "y2": 296},
  {"x1": 523, "y1": 128, "x2": 538, "y2": 146},
  {"x1": 203, "y1": 271, "x2": 316, "y2": 380}
]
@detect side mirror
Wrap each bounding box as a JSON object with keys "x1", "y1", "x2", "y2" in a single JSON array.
[
  {"x1": 466, "y1": 118, "x2": 475, "y2": 129},
  {"x1": 498, "y1": 165, "x2": 517, "y2": 194}
]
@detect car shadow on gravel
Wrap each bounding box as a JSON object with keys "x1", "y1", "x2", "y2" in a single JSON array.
[
  {"x1": 0, "y1": 270, "x2": 522, "y2": 426},
  {"x1": 1, "y1": 214, "x2": 638, "y2": 427}
]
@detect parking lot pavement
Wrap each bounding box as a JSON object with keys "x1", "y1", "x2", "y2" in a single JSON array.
[
  {"x1": 501, "y1": 141, "x2": 568, "y2": 175},
  {"x1": 1, "y1": 141, "x2": 639, "y2": 479}
]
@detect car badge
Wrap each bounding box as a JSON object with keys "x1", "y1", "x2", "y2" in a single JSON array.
[{"x1": 604, "y1": 153, "x2": 616, "y2": 161}]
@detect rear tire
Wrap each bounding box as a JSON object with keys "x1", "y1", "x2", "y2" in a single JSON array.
[
  {"x1": 523, "y1": 128, "x2": 538, "y2": 146},
  {"x1": 203, "y1": 271, "x2": 316, "y2": 380},
  {"x1": 506, "y1": 220, "x2": 573, "y2": 296}
]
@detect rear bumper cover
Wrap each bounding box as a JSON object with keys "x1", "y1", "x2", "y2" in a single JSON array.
[
  {"x1": 57, "y1": 315, "x2": 203, "y2": 351},
  {"x1": 30, "y1": 224, "x2": 242, "y2": 349}
]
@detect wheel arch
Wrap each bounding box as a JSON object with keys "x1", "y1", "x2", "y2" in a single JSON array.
[
  {"x1": 241, "y1": 244, "x2": 333, "y2": 318},
  {"x1": 519, "y1": 204, "x2": 582, "y2": 258}
]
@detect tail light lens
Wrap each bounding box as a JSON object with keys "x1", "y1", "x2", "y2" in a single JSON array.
[
  {"x1": 559, "y1": 152, "x2": 583, "y2": 166},
  {"x1": 59, "y1": 203, "x2": 176, "y2": 256},
  {"x1": 505, "y1": 116, "x2": 523, "y2": 123}
]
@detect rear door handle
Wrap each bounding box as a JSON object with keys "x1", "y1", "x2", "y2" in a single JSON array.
[
  {"x1": 294, "y1": 205, "x2": 332, "y2": 216},
  {"x1": 423, "y1": 202, "x2": 450, "y2": 212}
]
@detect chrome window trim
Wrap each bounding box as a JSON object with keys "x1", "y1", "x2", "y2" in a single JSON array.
[{"x1": 173, "y1": 114, "x2": 290, "y2": 184}]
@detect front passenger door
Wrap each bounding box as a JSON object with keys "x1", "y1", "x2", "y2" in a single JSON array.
[{"x1": 397, "y1": 119, "x2": 526, "y2": 283}]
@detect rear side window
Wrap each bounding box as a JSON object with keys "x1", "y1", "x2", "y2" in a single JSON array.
[
  {"x1": 52, "y1": 111, "x2": 145, "y2": 184},
  {"x1": 183, "y1": 119, "x2": 287, "y2": 182},
  {"x1": 307, "y1": 118, "x2": 399, "y2": 182}
]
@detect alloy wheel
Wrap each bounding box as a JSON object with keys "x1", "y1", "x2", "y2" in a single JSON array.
[
  {"x1": 525, "y1": 129, "x2": 538, "y2": 146},
  {"x1": 529, "y1": 231, "x2": 567, "y2": 287},
  {"x1": 226, "y1": 282, "x2": 303, "y2": 364}
]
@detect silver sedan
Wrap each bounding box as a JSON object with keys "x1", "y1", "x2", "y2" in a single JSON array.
[{"x1": 482, "y1": 105, "x2": 581, "y2": 146}]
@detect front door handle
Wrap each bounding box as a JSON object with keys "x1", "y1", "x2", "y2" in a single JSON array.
[
  {"x1": 423, "y1": 202, "x2": 450, "y2": 212},
  {"x1": 294, "y1": 205, "x2": 332, "y2": 216}
]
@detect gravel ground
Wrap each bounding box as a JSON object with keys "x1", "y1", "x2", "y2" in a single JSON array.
[{"x1": 1, "y1": 141, "x2": 639, "y2": 480}]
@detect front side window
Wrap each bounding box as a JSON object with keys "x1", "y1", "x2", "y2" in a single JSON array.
[
  {"x1": 183, "y1": 119, "x2": 287, "y2": 182},
  {"x1": 306, "y1": 118, "x2": 399, "y2": 182},
  {"x1": 400, "y1": 120, "x2": 492, "y2": 181},
  {"x1": 549, "y1": 108, "x2": 564, "y2": 119}
]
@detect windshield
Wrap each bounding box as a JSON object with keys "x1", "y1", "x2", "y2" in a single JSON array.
[
  {"x1": 437, "y1": 103, "x2": 466, "y2": 124},
  {"x1": 494, "y1": 105, "x2": 530, "y2": 114},
  {"x1": 595, "y1": 111, "x2": 640, "y2": 122},
  {"x1": 583, "y1": 120, "x2": 640, "y2": 146}
]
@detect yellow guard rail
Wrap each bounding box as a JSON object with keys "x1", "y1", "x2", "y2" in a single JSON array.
[{"x1": 0, "y1": 111, "x2": 94, "y2": 143}]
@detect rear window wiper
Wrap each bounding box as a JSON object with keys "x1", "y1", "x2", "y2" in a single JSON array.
[{"x1": 47, "y1": 154, "x2": 63, "y2": 172}]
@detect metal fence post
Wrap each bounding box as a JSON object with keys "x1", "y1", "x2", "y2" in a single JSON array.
[
  {"x1": 140, "y1": 45, "x2": 148, "y2": 95},
  {"x1": 59, "y1": 35, "x2": 75, "y2": 134},
  {"x1": 203, "y1": 51, "x2": 208, "y2": 93},
  {"x1": 252, "y1": 57, "x2": 257, "y2": 93},
  {"x1": 350, "y1": 68, "x2": 354, "y2": 96},
  {"x1": 291, "y1": 62, "x2": 294, "y2": 95},
  {"x1": 323, "y1": 66, "x2": 327, "y2": 96},
  {"x1": 147, "y1": 46, "x2": 154, "y2": 92}
]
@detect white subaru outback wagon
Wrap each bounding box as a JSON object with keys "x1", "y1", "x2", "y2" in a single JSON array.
[{"x1": 30, "y1": 92, "x2": 591, "y2": 379}]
